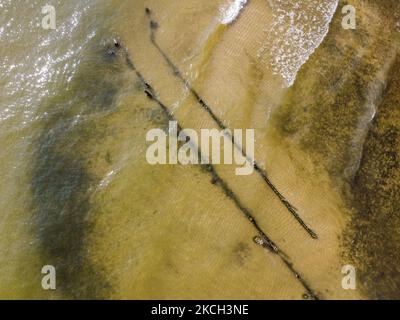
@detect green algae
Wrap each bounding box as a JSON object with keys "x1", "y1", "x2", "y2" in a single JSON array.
[{"x1": 270, "y1": 0, "x2": 400, "y2": 299}]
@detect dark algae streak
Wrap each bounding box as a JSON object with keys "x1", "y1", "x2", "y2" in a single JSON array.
[
  {"x1": 271, "y1": 0, "x2": 400, "y2": 299},
  {"x1": 31, "y1": 36, "x2": 126, "y2": 299},
  {"x1": 344, "y1": 55, "x2": 400, "y2": 300}
]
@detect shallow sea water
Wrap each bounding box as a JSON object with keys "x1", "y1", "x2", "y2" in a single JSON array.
[{"x1": 0, "y1": 0, "x2": 399, "y2": 299}]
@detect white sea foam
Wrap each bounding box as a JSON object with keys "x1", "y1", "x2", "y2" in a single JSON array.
[
  {"x1": 220, "y1": 0, "x2": 248, "y2": 24},
  {"x1": 259, "y1": 0, "x2": 339, "y2": 87}
]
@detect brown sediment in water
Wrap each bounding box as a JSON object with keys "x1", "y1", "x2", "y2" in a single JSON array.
[
  {"x1": 272, "y1": 0, "x2": 399, "y2": 184},
  {"x1": 270, "y1": 0, "x2": 400, "y2": 299},
  {"x1": 81, "y1": 0, "x2": 360, "y2": 299},
  {"x1": 144, "y1": 7, "x2": 318, "y2": 240},
  {"x1": 123, "y1": 45, "x2": 319, "y2": 298},
  {"x1": 344, "y1": 4, "x2": 400, "y2": 300},
  {"x1": 344, "y1": 54, "x2": 400, "y2": 299},
  {"x1": 1, "y1": 0, "x2": 399, "y2": 300}
]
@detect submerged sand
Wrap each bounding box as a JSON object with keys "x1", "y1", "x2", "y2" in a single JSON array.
[{"x1": 0, "y1": 0, "x2": 399, "y2": 299}]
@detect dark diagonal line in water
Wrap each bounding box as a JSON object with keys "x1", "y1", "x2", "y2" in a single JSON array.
[
  {"x1": 144, "y1": 8, "x2": 318, "y2": 240},
  {"x1": 123, "y1": 49, "x2": 318, "y2": 300}
]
